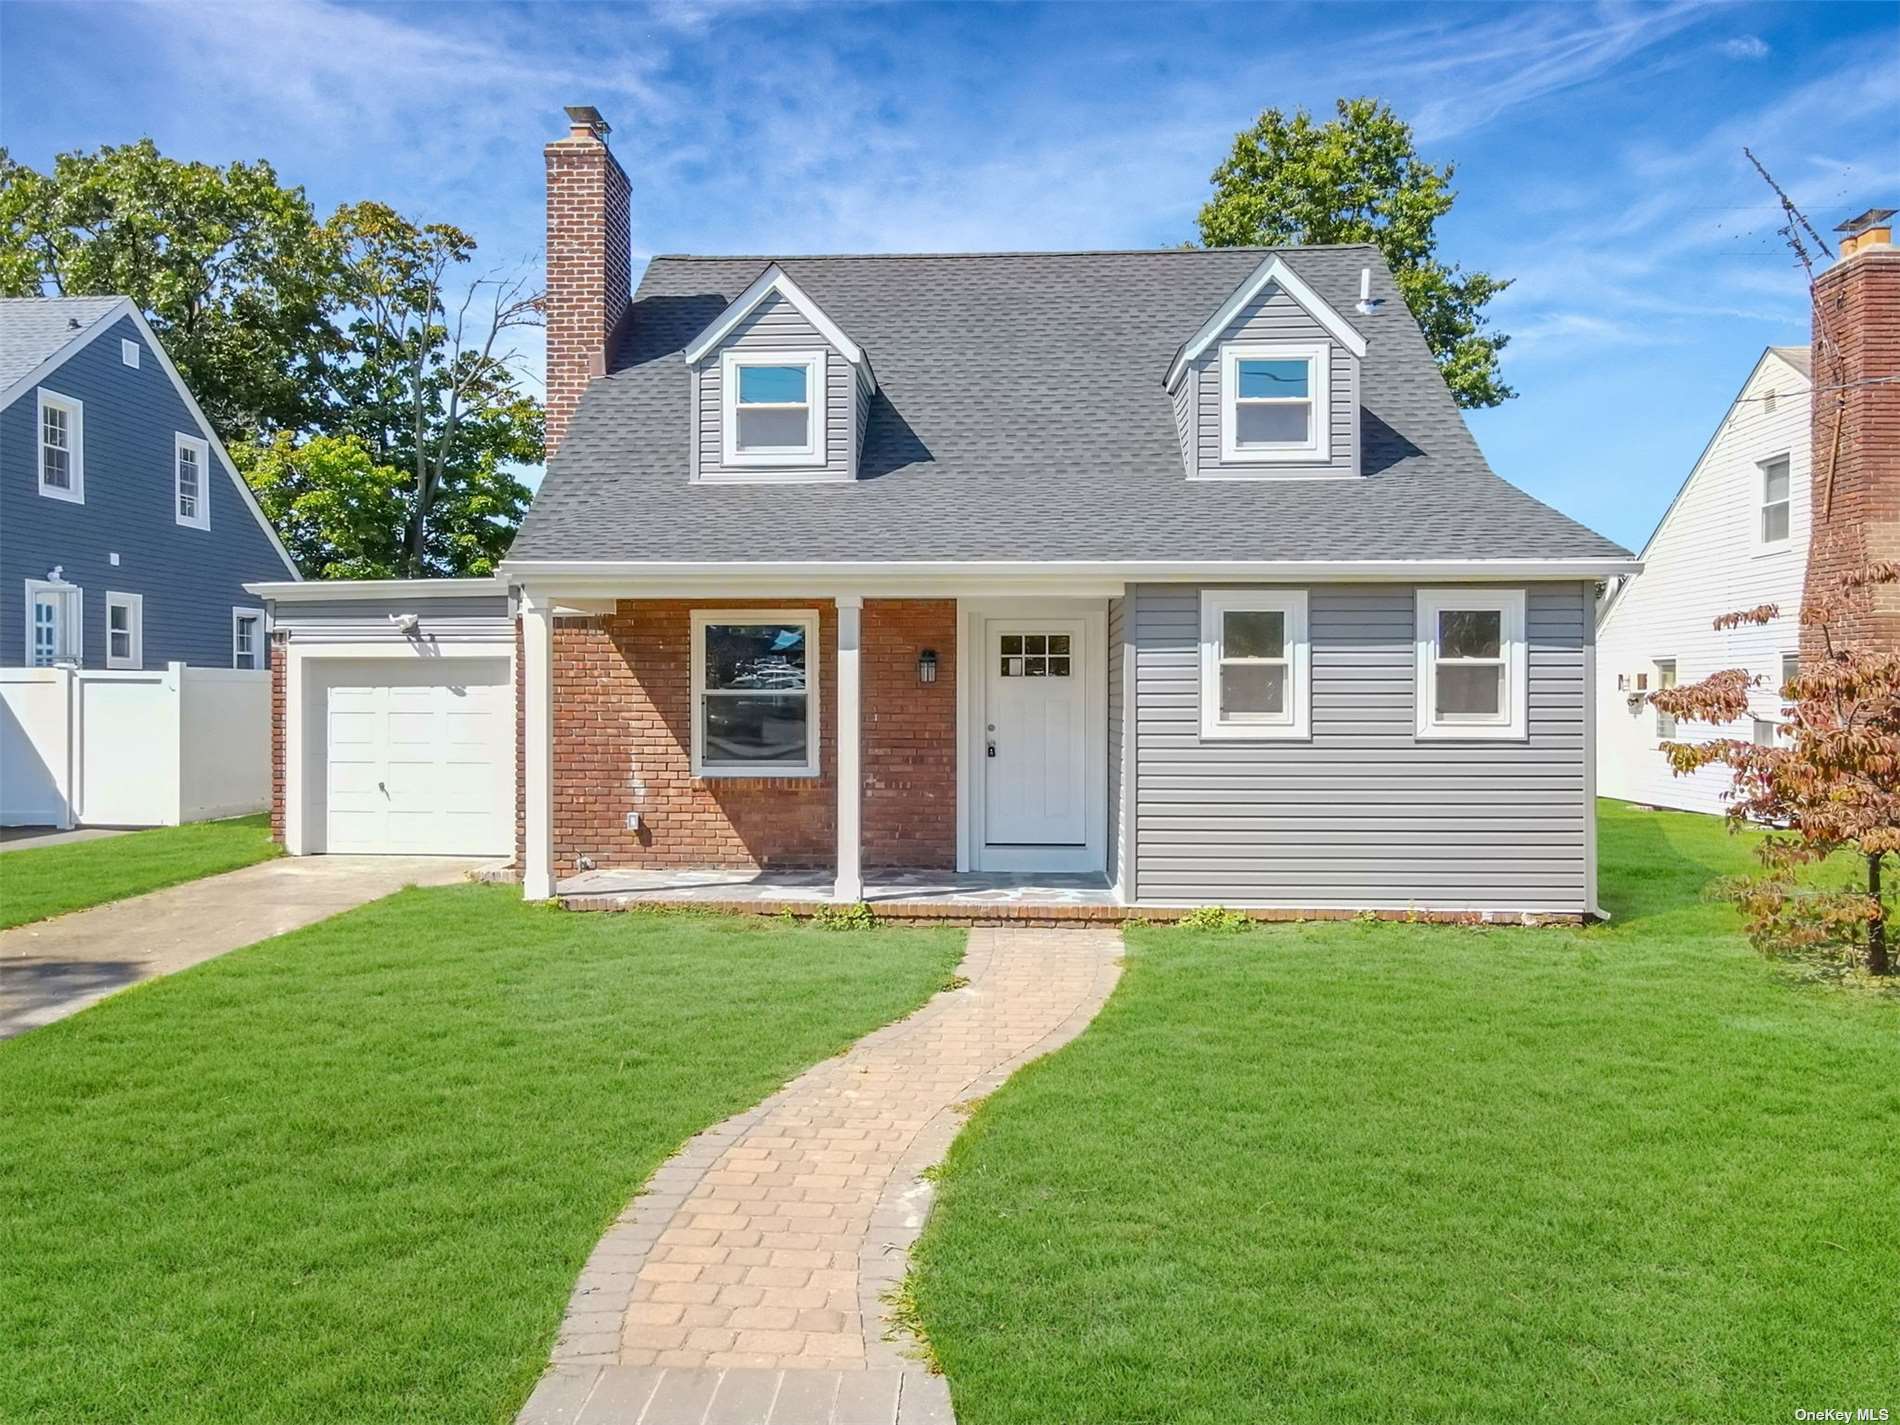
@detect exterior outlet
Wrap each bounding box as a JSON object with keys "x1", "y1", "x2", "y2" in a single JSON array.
[{"x1": 626, "y1": 811, "x2": 641, "y2": 832}]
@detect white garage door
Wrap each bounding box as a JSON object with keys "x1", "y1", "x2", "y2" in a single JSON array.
[{"x1": 323, "y1": 659, "x2": 511, "y2": 855}]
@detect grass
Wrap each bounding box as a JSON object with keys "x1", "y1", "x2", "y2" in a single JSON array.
[
  {"x1": 0, "y1": 890, "x2": 962, "y2": 1424},
  {"x1": 911, "y1": 801, "x2": 1900, "y2": 1424},
  {"x1": 0, "y1": 815, "x2": 280, "y2": 929}
]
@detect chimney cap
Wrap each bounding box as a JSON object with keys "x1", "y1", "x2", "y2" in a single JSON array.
[
  {"x1": 563, "y1": 105, "x2": 611, "y2": 140},
  {"x1": 1834, "y1": 207, "x2": 1895, "y2": 236}
]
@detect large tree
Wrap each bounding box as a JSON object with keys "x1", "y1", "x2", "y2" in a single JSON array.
[
  {"x1": 0, "y1": 139, "x2": 337, "y2": 442},
  {"x1": 0, "y1": 142, "x2": 541, "y2": 578},
  {"x1": 1198, "y1": 98, "x2": 1514, "y2": 409}
]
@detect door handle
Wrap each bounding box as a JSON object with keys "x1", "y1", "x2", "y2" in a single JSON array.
[{"x1": 986, "y1": 742, "x2": 996, "y2": 758}]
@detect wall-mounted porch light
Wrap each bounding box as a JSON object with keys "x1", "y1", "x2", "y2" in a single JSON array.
[{"x1": 918, "y1": 648, "x2": 938, "y2": 685}]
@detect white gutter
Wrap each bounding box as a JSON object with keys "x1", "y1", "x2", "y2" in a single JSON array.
[
  {"x1": 497, "y1": 558, "x2": 1641, "y2": 593},
  {"x1": 244, "y1": 576, "x2": 508, "y2": 601}
]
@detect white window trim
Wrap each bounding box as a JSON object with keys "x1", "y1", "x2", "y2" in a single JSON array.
[
  {"x1": 36, "y1": 389, "x2": 84, "y2": 503},
  {"x1": 25, "y1": 578, "x2": 82, "y2": 666},
  {"x1": 121, "y1": 338, "x2": 141, "y2": 368},
  {"x1": 1219, "y1": 341, "x2": 1330, "y2": 465},
  {"x1": 1753, "y1": 453, "x2": 1792, "y2": 553},
  {"x1": 719, "y1": 349, "x2": 827, "y2": 468},
  {"x1": 1415, "y1": 588, "x2": 1528, "y2": 741},
  {"x1": 232, "y1": 606, "x2": 265, "y2": 669},
  {"x1": 176, "y1": 432, "x2": 211, "y2": 530},
  {"x1": 1199, "y1": 589, "x2": 1311, "y2": 740},
  {"x1": 690, "y1": 608, "x2": 822, "y2": 778},
  {"x1": 105, "y1": 591, "x2": 144, "y2": 669},
  {"x1": 1653, "y1": 657, "x2": 1678, "y2": 740}
]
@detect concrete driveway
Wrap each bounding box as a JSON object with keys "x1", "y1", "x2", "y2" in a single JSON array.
[{"x1": 0, "y1": 855, "x2": 489, "y2": 1038}]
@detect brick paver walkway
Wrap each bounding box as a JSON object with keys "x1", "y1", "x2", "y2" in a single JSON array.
[{"x1": 519, "y1": 926, "x2": 1123, "y2": 1425}]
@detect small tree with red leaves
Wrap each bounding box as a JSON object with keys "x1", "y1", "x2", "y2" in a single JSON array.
[{"x1": 1650, "y1": 565, "x2": 1900, "y2": 977}]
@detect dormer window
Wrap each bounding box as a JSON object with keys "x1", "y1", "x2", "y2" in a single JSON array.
[
  {"x1": 722, "y1": 349, "x2": 826, "y2": 467},
  {"x1": 1220, "y1": 342, "x2": 1329, "y2": 463}
]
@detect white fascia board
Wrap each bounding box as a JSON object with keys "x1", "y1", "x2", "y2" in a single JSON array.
[
  {"x1": 681, "y1": 264, "x2": 873, "y2": 389},
  {"x1": 5, "y1": 300, "x2": 303, "y2": 580},
  {"x1": 1166, "y1": 255, "x2": 1368, "y2": 392},
  {"x1": 0, "y1": 298, "x2": 134, "y2": 409},
  {"x1": 501, "y1": 557, "x2": 1642, "y2": 598},
  {"x1": 1595, "y1": 344, "x2": 1810, "y2": 631},
  {"x1": 244, "y1": 576, "x2": 508, "y2": 601}
]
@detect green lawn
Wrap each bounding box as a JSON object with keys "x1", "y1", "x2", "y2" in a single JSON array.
[
  {"x1": 912, "y1": 801, "x2": 1900, "y2": 1424},
  {"x1": 0, "y1": 889, "x2": 962, "y2": 1424},
  {"x1": 0, "y1": 815, "x2": 280, "y2": 929}
]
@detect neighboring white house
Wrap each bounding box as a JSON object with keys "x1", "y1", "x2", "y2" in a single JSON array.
[{"x1": 1596, "y1": 346, "x2": 1811, "y2": 814}]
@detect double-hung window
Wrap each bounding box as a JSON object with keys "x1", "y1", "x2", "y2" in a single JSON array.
[
  {"x1": 106, "y1": 592, "x2": 143, "y2": 669},
  {"x1": 232, "y1": 607, "x2": 264, "y2": 669},
  {"x1": 25, "y1": 579, "x2": 82, "y2": 666},
  {"x1": 37, "y1": 390, "x2": 84, "y2": 502},
  {"x1": 1199, "y1": 590, "x2": 1310, "y2": 739},
  {"x1": 691, "y1": 610, "x2": 820, "y2": 776},
  {"x1": 720, "y1": 350, "x2": 825, "y2": 467},
  {"x1": 1219, "y1": 342, "x2": 1329, "y2": 464},
  {"x1": 1415, "y1": 589, "x2": 1527, "y2": 739},
  {"x1": 176, "y1": 433, "x2": 211, "y2": 529},
  {"x1": 1757, "y1": 456, "x2": 1791, "y2": 548}
]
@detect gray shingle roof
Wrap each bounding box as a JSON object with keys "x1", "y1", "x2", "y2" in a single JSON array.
[
  {"x1": 0, "y1": 296, "x2": 128, "y2": 394},
  {"x1": 1769, "y1": 344, "x2": 1813, "y2": 378},
  {"x1": 514, "y1": 247, "x2": 1629, "y2": 564}
]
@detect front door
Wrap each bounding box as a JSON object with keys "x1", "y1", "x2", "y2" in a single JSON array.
[{"x1": 983, "y1": 620, "x2": 1086, "y2": 847}]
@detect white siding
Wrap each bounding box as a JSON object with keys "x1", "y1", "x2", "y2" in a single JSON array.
[{"x1": 1596, "y1": 350, "x2": 1810, "y2": 815}]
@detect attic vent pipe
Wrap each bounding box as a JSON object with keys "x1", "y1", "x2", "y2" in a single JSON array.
[{"x1": 1354, "y1": 267, "x2": 1383, "y2": 316}]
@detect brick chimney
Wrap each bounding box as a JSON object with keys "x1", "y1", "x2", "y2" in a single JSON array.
[
  {"x1": 1802, "y1": 206, "x2": 1900, "y2": 659},
  {"x1": 544, "y1": 105, "x2": 631, "y2": 458}
]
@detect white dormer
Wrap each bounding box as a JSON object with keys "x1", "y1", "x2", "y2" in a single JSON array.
[
  {"x1": 684, "y1": 265, "x2": 875, "y2": 483},
  {"x1": 1165, "y1": 255, "x2": 1368, "y2": 481}
]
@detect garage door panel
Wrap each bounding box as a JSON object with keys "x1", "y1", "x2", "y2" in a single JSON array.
[{"x1": 322, "y1": 657, "x2": 509, "y2": 856}]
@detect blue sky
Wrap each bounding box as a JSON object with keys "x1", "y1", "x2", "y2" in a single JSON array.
[{"x1": 3, "y1": 0, "x2": 1895, "y2": 552}]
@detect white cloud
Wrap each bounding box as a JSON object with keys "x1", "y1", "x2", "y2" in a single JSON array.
[{"x1": 1720, "y1": 35, "x2": 1771, "y2": 60}]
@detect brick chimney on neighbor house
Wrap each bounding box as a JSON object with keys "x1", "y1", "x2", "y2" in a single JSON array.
[
  {"x1": 1803, "y1": 206, "x2": 1900, "y2": 661},
  {"x1": 544, "y1": 105, "x2": 631, "y2": 457}
]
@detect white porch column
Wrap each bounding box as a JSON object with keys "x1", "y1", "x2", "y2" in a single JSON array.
[
  {"x1": 834, "y1": 595, "x2": 864, "y2": 903},
  {"x1": 520, "y1": 591, "x2": 556, "y2": 900}
]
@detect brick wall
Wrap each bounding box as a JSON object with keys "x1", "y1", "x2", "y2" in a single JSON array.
[
  {"x1": 544, "y1": 598, "x2": 958, "y2": 876},
  {"x1": 863, "y1": 600, "x2": 957, "y2": 868},
  {"x1": 1803, "y1": 247, "x2": 1900, "y2": 660},
  {"x1": 544, "y1": 122, "x2": 631, "y2": 458},
  {"x1": 269, "y1": 630, "x2": 287, "y2": 845}
]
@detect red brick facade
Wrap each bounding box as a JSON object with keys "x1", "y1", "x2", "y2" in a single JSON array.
[
  {"x1": 1803, "y1": 246, "x2": 1900, "y2": 659},
  {"x1": 536, "y1": 598, "x2": 957, "y2": 877},
  {"x1": 543, "y1": 115, "x2": 631, "y2": 458}
]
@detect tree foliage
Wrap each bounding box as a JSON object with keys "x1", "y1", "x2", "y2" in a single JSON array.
[
  {"x1": 1197, "y1": 97, "x2": 1514, "y2": 409},
  {"x1": 0, "y1": 141, "x2": 541, "y2": 578},
  {"x1": 1651, "y1": 565, "x2": 1900, "y2": 976}
]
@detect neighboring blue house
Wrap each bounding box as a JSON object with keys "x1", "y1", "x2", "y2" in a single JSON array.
[{"x1": 1, "y1": 296, "x2": 299, "y2": 670}]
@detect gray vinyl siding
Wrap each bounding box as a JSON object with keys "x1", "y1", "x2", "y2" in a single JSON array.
[
  {"x1": 0, "y1": 315, "x2": 296, "y2": 668},
  {"x1": 1131, "y1": 582, "x2": 1591, "y2": 912},
  {"x1": 695, "y1": 291, "x2": 856, "y2": 481},
  {"x1": 1189, "y1": 283, "x2": 1358, "y2": 479},
  {"x1": 1106, "y1": 594, "x2": 1127, "y2": 893},
  {"x1": 270, "y1": 593, "x2": 513, "y2": 645},
  {"x1": 1170, "y1": 373, "x2": 1194, "y2": 476}
]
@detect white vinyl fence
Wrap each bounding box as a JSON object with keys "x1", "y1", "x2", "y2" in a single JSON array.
[{"x1": 0, "y1": 664, "x2": 270, "y2": 828}]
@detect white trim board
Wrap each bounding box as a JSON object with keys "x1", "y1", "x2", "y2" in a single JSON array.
[
  {"x1": 682, "y1": 265, "x2": 876, "y2": 390},
  {"x1": 1165, "y1": 254, "x2": 1368, "y2": 391},
  {"x1": 3, "y1": 299, "x2": 301, "y2": 581}
]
